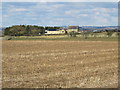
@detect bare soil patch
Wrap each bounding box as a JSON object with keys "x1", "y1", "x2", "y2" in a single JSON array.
[{"x1": 2, "y1": 40, "x2": 118, "y2": 88}]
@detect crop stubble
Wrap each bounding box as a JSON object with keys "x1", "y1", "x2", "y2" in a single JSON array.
[{"x1": 2, "y1": 40, "x2": 118, "y2": 88}]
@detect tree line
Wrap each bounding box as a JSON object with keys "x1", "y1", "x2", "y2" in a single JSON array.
[{"x1": 4, "y1": 25, "x2": 60, "y2": 36}]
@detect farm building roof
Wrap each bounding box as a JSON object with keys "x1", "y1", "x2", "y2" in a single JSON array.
[
  {"x1": 47, "y1": 29, "x2": 58, "y2": 31},
  {"x1": 68, "y1": 26, "x2": 79, "y2": 29}
]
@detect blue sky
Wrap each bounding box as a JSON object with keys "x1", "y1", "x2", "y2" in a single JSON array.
[{"x1": 2, "y1": 2, "x2": 118, "y2": 27}]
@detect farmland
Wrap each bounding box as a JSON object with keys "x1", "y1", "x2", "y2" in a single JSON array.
[
  {"x1": 2, "y1": 40, "x2": 118, "y2": 88},
  {"x1": 3, "y1": 35, "x2": 118, "y2": 41}
]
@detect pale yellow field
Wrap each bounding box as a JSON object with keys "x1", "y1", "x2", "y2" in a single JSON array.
[
  {"x1": 15, "y1": 35, "x2": 67, "y2": 39},
  {"x1": 2, "y1": 40, "x2": 118, "y2": 88}
]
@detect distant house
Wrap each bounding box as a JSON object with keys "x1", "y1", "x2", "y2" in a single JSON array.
[
  {"x1": 45, "y1": 26, "x2": 79, "y2": 35},
  {"x1": 67, "y1": 26, "x2": 79, "y2": 33}
]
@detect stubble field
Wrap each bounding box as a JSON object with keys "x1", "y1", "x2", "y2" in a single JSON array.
[{"x1": 2, "y1": 40, "x2": 118, "y2": 88}]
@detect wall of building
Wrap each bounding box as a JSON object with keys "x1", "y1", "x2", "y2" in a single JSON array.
[
  {"x1": 67, "y1": 29, "x2": 78, "y2": 33},
  {"x1": 45, "y1": 30, "x2": 66, "y2": 34}
]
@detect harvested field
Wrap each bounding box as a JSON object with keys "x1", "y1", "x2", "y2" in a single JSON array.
[{"x1": 2, "y1": 40, "x2": 118, "y2": 88}]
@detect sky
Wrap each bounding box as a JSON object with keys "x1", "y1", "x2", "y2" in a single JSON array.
[{"x1": 1, "y1": 2, "x2": 118, "y2": 27}]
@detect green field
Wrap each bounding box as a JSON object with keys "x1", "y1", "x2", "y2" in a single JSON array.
[{"x1": 3, "y1": 36, "x2": 118, "y2": 41}]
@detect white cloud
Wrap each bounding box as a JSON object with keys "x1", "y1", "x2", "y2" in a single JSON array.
[
  {"x1": 90, "y1": 12, "x2": 118, "y2": 26},
  {"x1": 78, "y1": 14, "x2": 89, "y2": 17},
  {"x1": 93, "y1": 8, "x2": 118, "y2": 13},
  {"x1": 111, "y1": 16, "x2": 118, "y2": 24},
  {"x1": 94, "y1": 15, "x2": 108, "y2": 23},
  {"x1": 95, "y1": 11, "x2": 100, "y2": 15},
  {"x1": 33, "y1": 3, "x2": 65, "y2": 12},
  {"x1": 1, "y1": 0, "x2": 119, "y2": 2},
  {"x1": 2, "y1": 2, "x2": 118, "y2": 26},
  {"x1": 10, "y1": 8, "x2": 28, "y2": 12},
  {"x1": 65, "y1": 10, "x2": 81, "y2": 15}
]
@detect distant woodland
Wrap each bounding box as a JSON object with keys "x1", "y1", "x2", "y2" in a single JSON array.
[{"x1": 4, "y1": 25, "x2": 60, "y2": 36}]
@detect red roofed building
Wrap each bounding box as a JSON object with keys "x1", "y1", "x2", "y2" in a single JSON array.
[{"x1": 67, "y1": 26, "x2": 79, "y2": 33}]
